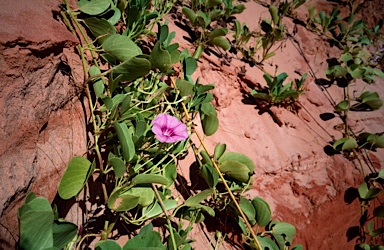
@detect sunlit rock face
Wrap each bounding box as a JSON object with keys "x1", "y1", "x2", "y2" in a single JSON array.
[{"x1": 0, "y1": 0, "x2": 86, "y2": 247}]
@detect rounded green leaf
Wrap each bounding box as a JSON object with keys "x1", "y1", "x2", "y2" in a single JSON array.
[
  {"x1": 182, "y1": 7, "x2": 196, "y2": 24},
  {"x1": 269, "y1": 5, "x2": 280, "y2": 25},
  {"x1": 341, "y1": 138, "x2": 358, "y2": 151},
  {"x1": 176, "y1": 79, "x2": 194, "y2": 97},
  {"x1": 219, "y1": 152, "x2": 255, "y2": 172},
  {"x1": 108, "y1": 188, "x2": 140, "y2": 212},
  {"x1": 201, "y1": 113, "x2": 219, "y2": 136},
  {"x1": 102, "y1": 34, "x2": 142, "y2": 62},
  {"x1": 184, "y1": 189, "x2": 214, "y2": 207},
  {"x1": 373, "y1": 206, "x2": 384, "y2": 219},
  {"x1": 109, "y1": 157, "x2": 126, "y2": 178},
  {"x1": 53, "y1": 221, "x2": 78, "y2": 249},
  {"x1": 18, "y1": 197, "x2": 54, "y2": 249},
  {"x1": 252, "y1": 197, "x2": 271, "y2": 227},
  {"x1": 358, "y1": 182, "x2": 381, "y2": 200},
  {"x1": 271, "y1": 222, "x2": 296, "y2": 249},
  {"x1": 326, "y1": 65, "x2": 347, "y2": 79},
  {"x1": 333, "y1": 137, "x2": 347, "y2": 151},
  {"x1": 239, "y1": 197, "x2": 256, "y2": 225},
  {"x1": 125, "y1": 187, "x2": 155, "y2": 207},
  {"x1": 131, "y1": 174, "x2": 170, "y2": 186},
  {"x1": 292, "y1": 244, "x2": 304, "y2": 250},
  {"x1": 334, "y1": 100, "x2": 350, "y2": 111},
  {"x1": 84, "y1": 17, "x2": 116, "y2": 44},
  {"x1": 58, "y1": 156, "x2": 92, "y2": 200},
  {"x1": 143, "y1": 200, "x2": 178, "y2": 219},
  {"x1": 209, "y1": 28, "x2": 228, "y2": 39},
  {"x1": 78, "y1": 0, "x2": 110, "y2": 15},
  {"x1": 113, "y1": 57, "x2": 151, "y2": 81},
  {"x1": 214, "y1": 142, "x2": 226, "y2": 160},
  {"x1": 95, "y1": 240, "x2": 123, "y2": 250},
  {"x1": 219, "y1": 159, "x2": 251, "y2": 182},
  {"x1": 183, "y1": 57, "x2": 197, "y2": 75},
  {"x1": 149, "y1": 41, "x2": 171, "y2": 72},
  {"x1": 114, "y1": 122, "x2": 136, "y2": 162},
  {"x1": 255, "y1": 236, "x2": 279, "y2": 250},
  {"x1": 209, "y1": 37, "x2": 231, "y2": 51}
]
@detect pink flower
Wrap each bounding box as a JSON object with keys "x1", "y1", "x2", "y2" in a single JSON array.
[{"x1": 151, "y1": 114, "x2": 188, "y2": 143}]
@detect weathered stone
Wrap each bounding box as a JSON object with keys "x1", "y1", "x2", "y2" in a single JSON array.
[{"x1": 0, "y1": 0, "x2": 85, "y2": 247}]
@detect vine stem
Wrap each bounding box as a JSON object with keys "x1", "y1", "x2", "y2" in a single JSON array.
[
  {"x1": 170, "y1": 78, "x2": 262, "y2": 250},
  {"x1": 76, "y1": 234, "x2": 100, "y2": 250},
  {"x1": 62, "y1": 0, "x2": 108, "y2": 203},
  {"x1": 151, "y1": 183, "x2": 177, "y2": 250}
]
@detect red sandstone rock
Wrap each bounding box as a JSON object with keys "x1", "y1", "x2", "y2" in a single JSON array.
[{"x1": 0, "y1": 0, "x2": 85, "y2": 247}]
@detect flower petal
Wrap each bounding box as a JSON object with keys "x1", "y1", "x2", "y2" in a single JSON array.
[{"x1": 151, "y1": 113, "x2": 188, "y2": 143}]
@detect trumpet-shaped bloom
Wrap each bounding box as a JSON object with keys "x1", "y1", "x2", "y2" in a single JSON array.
[{"x1": 151, "y1": 114, "x2": 188, "y2": 143}]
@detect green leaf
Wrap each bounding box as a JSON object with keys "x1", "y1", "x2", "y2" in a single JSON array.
[
  {"x1": 209, "y1": 28, "x2": 228, "y2": 39},
  {"x1": 89, "y1": 66, "x2": 105, "y2": 98},
  {"x1": 326, "y1": 65, "x2": 347, "y2": 78},
  {"x1": 308, "y1": 6, "x2": 317, "y2": 20},
  {"x1": 209, "y1": 37, "x2": 231, "y2": 50},
  {"x1": 379, "y1": 169, "x2": 384, "y2": 179},
  {"x1": 131, "y1": 174, "x2": 170, "y2": 186},
  {"x1": 373, "y1": 206, "x2": 384, "y2": 219},
  {"x1": 341, "y1": 138, "x2": 358, "y2": 151},
  {"x1": 201, "y1": 113, "x2": 219, "y2": 136},
  {"x1": 256, "y1": 236, "x2": 279, "y2": 250},
  {"x1": 184, "y1": 189, "x2": 214, "y2": 207},
  {"x1": 125, "y1": 187, "x2": 155, "y2": 207},
  {"x1": 103, "y1": 34, "x2": 142, "y2": 62},
  {"x1": 369, "y1": 135, "x2": 384, "y2": 148},
  {"x1": 18, "y1": 197, "x2": 54, "y2": 250},
  {"x1": 95, "y1": 240, "x2": 123, "y2": 250},
  {"x1": 108, "y1": 187, "x2": 140, "y2": 212},
  {"x1": 219, "y1": 152, "x2": 255, "y2": 172},
  {"x1": 164, "y1": 164, "x2": 177, "y2": 185},
  {"x1": 149, "y1": 41, "x2": 171, "y2": 72},
  {"x1": 176, "y1": 79, "x2": 194, "y2": 97},
  {"x1": 239, "y1": 197, "x2": 256, "y2": 225},
  {"x1": 333, "y1": 137, "x2": 347, "y2": 151},
  {"x1": 373, "y1": 68, "x2": 384, "y2": 78},
  {"x1": 358, "y1": 182, "x2": 381, "y2": 200},
  {"x1": 348, "y1": 64, "x2": 365, "y2": 78},
  {"x1": 58, "y1": 156, "x2": 92, "y2": 199},
  {"x1": 334, "y1": 100, "x2": 350, "y2": 111},
  {"x1": 123, "y1": 230, "x2": 165, "y2": 250},
  {"x1": 113, "y1": 57, "x2": 151, "y2": 81},
  {"x1": 340, "y1": 52, "x2": 353, "y2": 62},
  {"x1": 206, "y1": 0, "x2": 222, "y2": 9},
  {"x1": 200, "y1": 163, "x2": 219, "y2": 188},
  {"x1": 182, "y1": 7, "x2": 196, "y2": 25},
  {"x1": 219, "y1": 160, "x2": 251, "y2": 182},
  {"x1": 109, "y1": 157, "x2": 126, "y2": 178},
  {"x1": 53, "y1": 221, "x2": 78, "y2": 249},
  {"x1": 143, "y1": 200, "x2": 178, "y2": 219},
  {"x1": 114, "y1": 122, "x2": 136, "y2": 162},
  {"x1": 358, "y1": 91, "x2": 383, "y2": 110},
  {"x1": 368, "y1": 221, "x2": 384, "y2": 237},
  {"x1": 84, "y1": 18, "x2": 116, "y2": 44},
  {"x1": 107, "y1": 7, "x2": 121, "y2": 26},
  {"x1": 292, "y1": 244, "x2": 304, "y2": 250},
  {"x1": 252, "y1": 197, "x2": 271, "y2": 227},
  {"x1": 197, "y1": 11, "x2": 211, "y2": 29},
  {"x1": 269, "y1": 5, "x2": 280, "y2": 25},
  {"x1": 25, "y1": 192, "x2": 36, "y2": 204},
  {"x1": 183, "y1": 57, "x2": 197, "y2": 76},
  {"x1": 213, "y1": 142, "x2": 226, "y2": 160},
  {"x1": 78, "y1": 0, "x2": 110, "y2": 15},
  {"x1": 271, "y1": 222, "x2": 296, "y2": 249}
]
